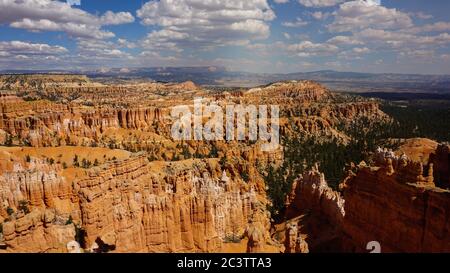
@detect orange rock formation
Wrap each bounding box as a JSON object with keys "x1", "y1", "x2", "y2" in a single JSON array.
[
  {"x1": 1, "y1": 75, "x2": 422, "y2": 253},
  {"x1": 284, "y1": 142, "x2": 450, "y2": 253}
]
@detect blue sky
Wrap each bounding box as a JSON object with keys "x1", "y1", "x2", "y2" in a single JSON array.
[{"x1": 0, "y1": 0, "x2": 449, "y2": 74}]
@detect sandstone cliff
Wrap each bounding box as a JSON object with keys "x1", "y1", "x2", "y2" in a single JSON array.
[
  {"x1": 283, "y1": 166, "x2": 345, "y2": 252},
  {"x1": 0, "y1": 153, "x2": 274, "y2": 253},
  {"x1": 283, "y1": 142, "x2": 450, "y2": 253},
  {"x1": 340, "y1": 145, "x2": 450, "y2": 252}
]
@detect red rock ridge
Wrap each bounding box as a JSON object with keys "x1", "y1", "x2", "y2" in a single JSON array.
[{"x1": 284, "y1": 142, "x2": 450, "y2": 253}]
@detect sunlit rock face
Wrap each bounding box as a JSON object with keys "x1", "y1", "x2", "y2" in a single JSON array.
[
  {"x1": 75, "y1": 154, "x2": 266, "y2": 253},
  {"x1": 339, "y1": 145, "x2": 450, "y2": 253},
  {"x1": 283, "y1": 142, "x2": 450, "y2": 253},
  {"x1": 0, "y1": 153, "x2": 274, "y2": 253},
  {"x1": 0, "y1": 75, "x2": 403, "y2": 253}
]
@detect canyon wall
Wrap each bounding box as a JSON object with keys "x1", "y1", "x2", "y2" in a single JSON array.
[
  {"x1": 0, "y1": 154, "x2": 273, "y2": 253},
  {"x1": 0, "y1": 95, "x2": 167, "y2": 147},
  {"x1": 340, "y1": 145, "x2": 450, "y2": 252},
  {"x1": 0, "y1": 158, "x2": 79, "y2": 252},
  {"x1": 284, "y1": 166, "x2": 345, "y2": 252},
  {"x1": 0, "y1": 79, "x2": 387, "y2": 150},
  {"x1": 284, "y1": 143, "x2": 450, "y2": 253}
]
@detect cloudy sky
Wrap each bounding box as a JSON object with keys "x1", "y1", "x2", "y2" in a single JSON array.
[{"x1": 0, "y1": 0, "x2": 449, "y2": 74}]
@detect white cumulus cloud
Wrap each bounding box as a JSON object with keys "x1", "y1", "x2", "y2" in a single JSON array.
[
  {"x1": 328, "y1": 0, "x2": 413, "y2": 32},
  {"x1": 0, "y1": 0, "x2": 134, "y2": 39},
  {"x1": 137, "y1": 0, "x2": 275, "y2": 51},
  {"x1": 298, "y1": 0, "x2": 345, "y2": 8}
]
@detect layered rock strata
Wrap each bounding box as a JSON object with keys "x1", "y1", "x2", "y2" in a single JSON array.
[
  {"x1": 340, "y1": 147, "x2": 450, "y2": 252},
  {"x1": 284, "y1": 144, "x2": 450, "y2": 253}
]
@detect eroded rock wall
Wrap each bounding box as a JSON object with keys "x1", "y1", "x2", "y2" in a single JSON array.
[
  {"x1": 340, "y1": 147, "x2": 450, "y2": 252},
  {"x1": 284, "y1": 144, "x2": 450, "y2": 253},
  {"x1": 0, "y1": 154, "x2": 271, "y2": 253}
]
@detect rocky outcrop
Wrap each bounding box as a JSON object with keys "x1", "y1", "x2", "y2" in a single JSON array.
[
  {"x1": 0, "y1": 96, "x2": 167, "y2": 147},
  {"x1": 0, "y1": 74, "x2": 90, "y2": 91},
  {"x1": 284, "y1": 222, "x2": 309, "y2": 253},
  {"x1": 246, "y1": 81, "x2": 328, "y2": 103},
  {"x1": 0, "y1": 154, "x2": 272, "y2": 253},
  {"x1": 75, "y1": 154, "x2": 268, "y2": 252},
  {"x1": 285, "y1": 165, "x2": 345, "y2": 223},
  {"x1": 429, "y1": 143, "x2": 450, "y2": 189},
  {"x1": 243, "y1": 205, "x2": 273, "y2": 253},
  {"x1": 0, "y1": 157, "x2": 80, "y2": 252},
  {"x1": 284, "y1": 166, "x2": 345, "y2": 252},
  {"x1": 242, "y1": 80, "x2": 388, "y2": 144},
  {"x1": 0, "y1": 158, "x2": 78, "y2": 219},
  {"x1": 283, "y1": 143, "x2": 450, "y2": 253},
  {"x1": 339, "y1": 147, "x2": 450, "y2": 252},
  {"x1": 1, "y1": 209, "x2": 76, "y2": 253},
  {"x1": 1, "y1": 77, "x2": 387, "y2": 153},
  {"x1": 394, "y1": 138, "x2": 439, "y2": 164}
]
